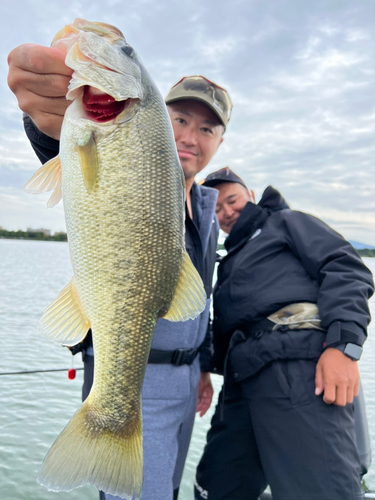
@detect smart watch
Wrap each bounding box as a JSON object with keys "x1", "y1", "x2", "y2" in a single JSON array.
[{"x1": 334, "y1": 343, "x2": 363, "y2": 361}]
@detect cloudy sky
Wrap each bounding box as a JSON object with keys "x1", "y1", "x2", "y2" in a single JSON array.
[{"x1": 1, "y1": 0, "x2": 374, "y2": 245}]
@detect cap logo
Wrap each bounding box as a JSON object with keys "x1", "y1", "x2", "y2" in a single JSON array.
[{"x1": 250, "y1": 228, "x2": 262, "y2": 240}]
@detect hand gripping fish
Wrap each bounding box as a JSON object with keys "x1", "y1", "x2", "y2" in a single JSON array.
[{"x1": 24, "y1": 19, "x2": 206, "y2": 498}]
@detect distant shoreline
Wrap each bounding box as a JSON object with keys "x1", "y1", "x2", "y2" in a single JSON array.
[
  {"x1": 0, "y1": 237, "x2": 68, "y2": 243},
  {"x1": 357, "y1": 249, "x2": 375, "y2": 258},
  {"x1": 0, "y1": 230, "x2": 67, "y2": 243}
]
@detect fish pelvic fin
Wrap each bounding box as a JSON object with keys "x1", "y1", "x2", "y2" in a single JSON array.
[
  {"x1": 37, "y1": 400, "x2": 143, "y2": 499},
  {"x1": 163, "y1": 250, "x2": 206, "y2": 322},
  {"x1": 77, "y1": 131, "x2": 99, "y2": 194},
  {"x1": 24, "y1": 156, "x2": 62, "y2": 208},
  {"x1": 38, "y1": 278, "x2": 90, "y2": 346}
]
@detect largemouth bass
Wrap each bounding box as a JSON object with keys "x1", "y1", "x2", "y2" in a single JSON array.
[{"x1": 24, "y1": 19, "x2": 206, "y2": 499}]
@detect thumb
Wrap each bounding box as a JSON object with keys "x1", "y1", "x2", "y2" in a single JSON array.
[{"x1": 315, "y1": 363, "x2": 324, "y2": 396}]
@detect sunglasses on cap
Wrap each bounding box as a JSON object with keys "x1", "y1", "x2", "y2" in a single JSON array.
[{"x1": 166, "y1": 75, "x2": 232, "y2": 127}]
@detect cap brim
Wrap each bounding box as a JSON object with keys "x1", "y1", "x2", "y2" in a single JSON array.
[
  {"x1": 203, "y1": 179, "x2": 246, "y2": 188},
  {"x1": 165, "y1": 95, "x2": 226, "y2": 128}
]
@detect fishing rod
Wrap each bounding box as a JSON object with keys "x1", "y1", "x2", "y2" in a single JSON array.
[{"x1": 0, "y1": 367, "x2": 83, "y2": 378}]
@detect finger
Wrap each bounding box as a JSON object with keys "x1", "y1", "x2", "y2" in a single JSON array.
[
  {"x1": 346, "y1": 386, "x2": 354, "y2": 405},
  {"x1": 15, "y1": 87, "x2": 70, "y2": 140},
  {"x1": 315, "y1": 365, "x2": 324, "y2": 396},
  {"x1": 199, "y1": 398, "x2": 211, "y2": 417},
  {"x1": 8, "y1": 65, "x2": 71, "y2": 99},
  {"x1": 322, "y1": 383, "x2": 336, "y2": 405},
  {"x1": 196, "y1": 399, "x2": 207, "y2": 416},
  {"x1": 22, "y1": 74, "x2": 71, "y2": 99},
  {"x1": 333, "y1": 384, "x2": 347, "y2": 407},
  {"x1": 16, "y1": 87, "x2": 70, "y2": 116},
  {"x1": 8, "y1": 44, "x2": 72, "y2": 76},
  {"x1": 8, "y1": 45, "x2": 72, "y2": 101},
  {"x1": 31, "y1": 112, "x2": 65, "y2": 140},
  {"x1": 200, "y1": 406, "x2": 209, "y2": 418},
  {"x1": 196, "y1": 388, "x2": 212, "y2": 416},
  {"x1": 353, "y1": 379, "x2": 359, "y2": 398}
]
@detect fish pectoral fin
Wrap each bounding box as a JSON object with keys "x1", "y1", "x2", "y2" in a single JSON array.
[
  {"x1": 24, "y1": 156, "x2": 62, "y2": 208},
  {"x1": 38, "y1": 278, "x2": 90, "y2": 346},
  {"x1": 37, "y1": 399, "x2": 143, "y2": 498},
  {"x1": 163, "y1": 251, "x2": 206, "y2": 322},
  {"x1": 77, "y1": 131, "x2": 99, "y2": 193}
]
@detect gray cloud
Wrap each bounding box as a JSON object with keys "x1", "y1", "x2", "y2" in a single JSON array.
[{"x1": 1, "y1": 0, "x2": 374, "y2": 244}]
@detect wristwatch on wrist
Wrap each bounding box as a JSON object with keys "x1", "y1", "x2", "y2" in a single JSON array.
[{"x1": 334, "y1": 343, "x2": 363, "y2": 361}]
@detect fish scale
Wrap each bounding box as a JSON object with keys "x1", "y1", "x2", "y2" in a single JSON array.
[{"x1": 24, "y1": 18, "x2": 206, "y2": 499}]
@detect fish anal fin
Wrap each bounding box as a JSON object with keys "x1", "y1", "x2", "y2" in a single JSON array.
[
  {"x1": 24, "y1": 156, "x2": 63, "y2": 207},
  {"x1": 36, "y1": 399, "x2": 143, "y2": 498},
  {"x1": 163, "y1": 251, "x2": 206, "y2": 322},
  {"x1": 77, "y1": 131, "x2": 99, "y2": 193},
  {"x1": 38, "y1": 278, "x2": 90, "y2": 346}
]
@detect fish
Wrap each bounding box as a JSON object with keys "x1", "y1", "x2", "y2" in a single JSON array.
[{"x1": 24, "y1": 18, "x2": 206, "y2": 499}]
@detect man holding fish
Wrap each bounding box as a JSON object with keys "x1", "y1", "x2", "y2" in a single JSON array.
[{"x1": 7, "y1": 20, "x2": 231, "y2": 500}]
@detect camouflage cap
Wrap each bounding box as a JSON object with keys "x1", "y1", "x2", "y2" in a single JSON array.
[{"x1": 165, "y1": 75, "x2": 233, "y2": 129}]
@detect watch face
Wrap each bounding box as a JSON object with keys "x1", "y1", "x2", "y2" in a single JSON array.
[{"x1": 344, "y1": 343, "x2": 362, "y2": 361}]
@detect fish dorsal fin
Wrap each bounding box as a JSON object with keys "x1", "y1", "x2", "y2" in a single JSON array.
[
  {"x1": 77, "y1": 131, "x2": 99, "y2": 193},
  {"x1": 38, "y1": 278, "x2": 91, "y2": 346},
  {"x1": 24, "y1": 156, "x2": 63, "y2": 207},
  {"x1": 163, "y1": 251, "x2": 206, "y2": 322}
]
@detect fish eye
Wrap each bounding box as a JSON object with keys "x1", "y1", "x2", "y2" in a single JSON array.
[{"x1": 122, "y1": 45, "x2": 135, "y2": 57}]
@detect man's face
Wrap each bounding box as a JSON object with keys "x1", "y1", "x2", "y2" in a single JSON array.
[
  {"x1": 167, "y1": 100, "x2": 224, "y2": 180},
  {"x1": 215, "y1": 182, "x2": 254, "y2": 234}
]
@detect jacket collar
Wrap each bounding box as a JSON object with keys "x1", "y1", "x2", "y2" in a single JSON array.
[
  {"x1": 190, "y1": 182, "x2": 218, "y2": 254},
  {"x1": 225, "y1": 186, "x2": 288, "y2": 251},
  {"x1": 259, "y1": 185, "x2": 289, "y2": 211}
]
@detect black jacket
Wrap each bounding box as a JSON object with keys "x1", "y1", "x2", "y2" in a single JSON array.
[{"x1": 212, "y1": 186, "x2": 374, "y2": 374}]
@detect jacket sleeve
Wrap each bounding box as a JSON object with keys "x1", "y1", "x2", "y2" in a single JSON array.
[
  {"x1": 283, "y1": 210, "x2": 374, "y2": 347},
  {"x1": 199, "y1": 213, "x2": 219, "y2": 372},
  {"x1": 199, "y1": 318, "x2": 214, "y2": 372},
  {"x1": 23, "y1": 114, "x2": 60, "y2": 164}
]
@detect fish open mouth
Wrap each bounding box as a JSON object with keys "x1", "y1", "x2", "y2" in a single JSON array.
[{"x1": 82, "y1": 86, "x2": 137, "y2": 122}]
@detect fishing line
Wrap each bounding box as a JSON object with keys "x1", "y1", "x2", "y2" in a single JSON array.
[{"x1": 0, "y1": 368, "x2": 83, "y2": 376}]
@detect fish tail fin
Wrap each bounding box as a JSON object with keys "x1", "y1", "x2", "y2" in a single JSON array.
[{"x1": 37, "y1": 400, "x2": 143, "y2": 499}]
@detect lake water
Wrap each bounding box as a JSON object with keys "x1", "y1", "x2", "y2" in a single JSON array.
[{"x1": 0, "y1": 239, "x2": 374, "y2": 500}]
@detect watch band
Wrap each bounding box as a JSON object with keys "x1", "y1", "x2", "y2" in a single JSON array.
[{"x1": 334, "y1": 343, "x2": 362, "y2": 361}]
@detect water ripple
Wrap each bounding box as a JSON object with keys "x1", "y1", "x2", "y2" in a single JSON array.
[{"x1": 1, "y1": 241, "x2": 374, "y2": 499}]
